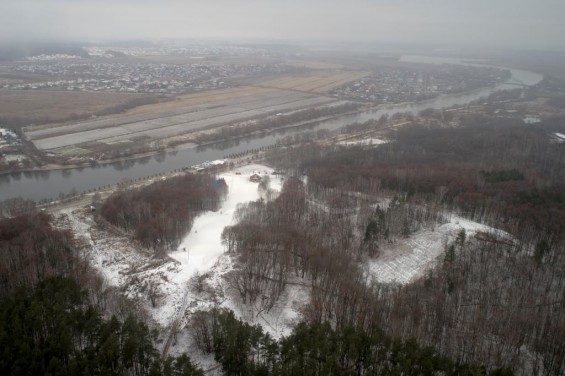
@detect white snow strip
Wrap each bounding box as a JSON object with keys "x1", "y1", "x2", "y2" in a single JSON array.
[
  {"x1": 337, "y1": 138, "x2": 388, "y2": 146},
  {"x1": 169, "y1": 166, "x2": 275, "y2": 280},
  {"x1": 151, "y1": 164, "x2": 285, "y2": 329}
]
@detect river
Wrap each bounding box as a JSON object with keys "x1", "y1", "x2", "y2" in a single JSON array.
[{"x1": 0, "y1": 57, "x2": 543, "y2": 202}]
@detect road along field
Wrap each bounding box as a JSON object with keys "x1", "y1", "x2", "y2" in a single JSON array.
[{"x1": 25, "y1": 86, "x2": 340, "y2": 153}]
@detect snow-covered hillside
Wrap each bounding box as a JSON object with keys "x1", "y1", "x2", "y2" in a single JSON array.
[
  {"x1": 56, "y1": 164, "x2": 310, "y2": 364},
  {"x1": 365, "y1": 216, "x2": 513, "y2": 285}
]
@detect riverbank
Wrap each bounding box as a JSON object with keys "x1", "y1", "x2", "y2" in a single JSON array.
[{"x1": 0, "y1": 108, "x2": 365, "y2": 176}]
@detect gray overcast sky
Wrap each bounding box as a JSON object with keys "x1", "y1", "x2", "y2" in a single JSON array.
[{"x1": 1, "y1": 0, "x2": 564, "y2": 49}]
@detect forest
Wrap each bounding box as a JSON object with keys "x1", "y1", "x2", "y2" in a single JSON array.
[
  {"x1": 188, "y1": 308, "x2": 510, "y2": 375},
  {"x1": 101, "y1": 173, "x2": 228, "y2": 254},
  {"x1": 0, "y1": 211, "x2": 509, "y2": 376},
  {"x1": 0, "y1": 213, "x2": 205, "y2": 375},
  {"x1": 215, "y1": 112, "x2": 565, "y2": 374},
  {"x1": 0, "y1": 276, "x2": 204, "y2": 376},
  {"x1": 0, "y1": 212, "x2": 76, "y2": 298},
  {"x1": 1, "y1": 109, "x2": 564, "y2": 374},
  {"x1": 274, "y1": 114, "x2": 565, "y2": 241}
]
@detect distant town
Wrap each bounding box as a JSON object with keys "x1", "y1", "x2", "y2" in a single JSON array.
[
  {"x1": 330, "y1": 65, "x2": 510, "y2": 104},
  {"x1": 5, "y1": 51, "x2": 294, "y2": 94}
]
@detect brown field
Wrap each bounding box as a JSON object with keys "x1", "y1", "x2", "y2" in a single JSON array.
[
  {"x1": 257, "y1": 71, "x2": 370, "y2": 93},
  {"x1": 21, "y1": 73, "x2": 361, "y2": 156},
  {"x1": 285, "y1": 59, "x2": 346, "y2": 70},
  {"x1": 0, "y1": 90, "x2": 154, "y2": 124},
  {"x1": 126, "y1": 86, "x2": 278, "y2": 115},
  {"x1": 25, "y1": 86, "x2": 339, "y2": 151},
  {"x1": 18, "y1": 71, "x2": 359, "y2": 131},
  {"x1": 133, "y1": 54, "x2": 282, "y2": 66}
]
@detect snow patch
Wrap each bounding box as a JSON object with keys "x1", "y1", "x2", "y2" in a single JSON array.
[
  {"x1": 366, "y1": 215, "x2": 512, "y2": 285},
  {"x1": 220, "y1": 276, "x2": 311, "y2": 339},
  {"x1": 337, "y1": 138, "x2": 388, "y2": 147}
]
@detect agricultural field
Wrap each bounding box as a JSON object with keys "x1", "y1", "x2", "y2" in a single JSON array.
[
  {"x1": 257, "y1": 70, "x2": 370, "y2": 93},
  {"x1": 24, "y1": 86, "x2": 340, "y2": 154},
  {"x1": 284, "y1": 59, "x2": 345, "y2": 70},
  {"x1": 126, "y1": 86, "x2": 274, "y2": 114},
  {"x1": 0, "y1": 89, "x2": 155, "y2": 127},
  {"x1": 4, "y1": 54, "x2": 371, "y2": 163}
]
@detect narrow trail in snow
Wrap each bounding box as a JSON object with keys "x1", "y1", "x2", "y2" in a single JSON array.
[
  {"x1": 161, "y1": 165, "x2": 281, "y2": 356},
  {"x1": 204, "y1": 364, "x2": 222, "y2": 374},
  {"x1": 63, "y1": 210, "x2": 105, "y2": 278},
  {"x1": 162, "y1": 281, "x2": 191, "y2": 358}
]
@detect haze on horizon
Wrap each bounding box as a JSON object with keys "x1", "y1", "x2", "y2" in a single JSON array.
[{"x1": 1, "y1": 0, "x2": 564, "y2": 51}]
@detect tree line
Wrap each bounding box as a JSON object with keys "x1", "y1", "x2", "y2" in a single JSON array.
[
  {"x1": 189, "y1": 308, "x2": 512, "y2": 375},
  {"x1": 193, "y1": 102, "x2": 361, "y2": 144},
  {"x1": 0, "y1": 277, "x2": 204, "y2": 376}
]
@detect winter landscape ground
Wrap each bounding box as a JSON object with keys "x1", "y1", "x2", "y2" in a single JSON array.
[
  {"x1": 53, "y1": 160, "x2": 515, "y2": 371},
  {"x1": 56, "y1": 164, "x2": 307, "y2": 366}
]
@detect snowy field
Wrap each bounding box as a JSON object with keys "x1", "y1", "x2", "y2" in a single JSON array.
[
  {"x1": 337, "y1": 137, "x2": 388, "y2": 147},
  {"x1": 366, "y1": 215, "x2": 512, "y2": 285}
]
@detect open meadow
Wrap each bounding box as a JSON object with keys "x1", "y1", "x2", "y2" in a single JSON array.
[
  {"x1": 0, "y1": 89, "x2": 155, "y2": 127},
  {"x1": 257, "y1": 70, "x2": 370, "y2": 93},
  {"x1": 24, "y1": 82, "x2": 351, "y2": 154}
]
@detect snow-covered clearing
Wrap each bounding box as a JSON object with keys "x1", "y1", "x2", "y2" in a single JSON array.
[
  {"x1": 160, "y1": 164, "x2": 309, "y2": 343},
  {"x1": 366, "y1": 215, "x2": 513, "y2": 285},
  {"x1": 169, "y1": 165, "x2": 272, "y2": 285},
  {"x1": 56, "y1": 164, "x2": 310, "y2": 363}
]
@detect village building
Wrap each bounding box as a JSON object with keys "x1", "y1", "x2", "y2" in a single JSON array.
[{"x1": 249, "y1": 174, "x2": 262, "y2": 183}]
